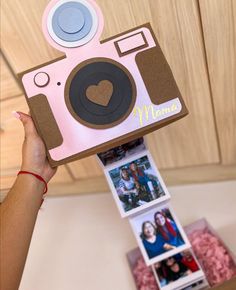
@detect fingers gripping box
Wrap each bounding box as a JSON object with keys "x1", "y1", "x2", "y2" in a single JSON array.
[{"x1": 19, "y1": 0, "x2": 188, "y2": 167}]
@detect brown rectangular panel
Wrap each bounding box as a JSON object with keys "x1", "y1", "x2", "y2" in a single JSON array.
[
  {"x1": 28, "y1": 94, "x2": 63, "y2": 150},
  {"x1": 136, "y1": 45, "x2": 182, "y2": 105}
]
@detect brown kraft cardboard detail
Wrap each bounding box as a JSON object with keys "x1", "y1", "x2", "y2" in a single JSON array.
[
  {"x1": 28, "y1": 94, "x2": 63, "y2": 150},
  {"x1": 86, "y1": 80, "x2": 113, "y2": 107},
  {"x1": 135, "y1": 46, "x2": 182, "y2": 105}
]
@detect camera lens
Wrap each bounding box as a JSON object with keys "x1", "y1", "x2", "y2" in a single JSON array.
[
  {"x1": 47, "y1": 0, "x2": 98, "y2": 48},
  {"x1": 65, "y1": 58, "x2": 137, "y2": 129}
]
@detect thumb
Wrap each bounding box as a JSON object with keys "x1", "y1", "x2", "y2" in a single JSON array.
[{"x1": 12, "y1": 111, "x2": 38, "y2": 137}]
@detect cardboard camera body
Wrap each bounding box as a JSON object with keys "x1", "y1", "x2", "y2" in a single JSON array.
[{"x1": 19, "y1": 0, "x2": 188, "y2": 167}]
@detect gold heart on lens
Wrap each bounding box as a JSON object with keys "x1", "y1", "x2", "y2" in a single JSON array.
[{"x1": 86, "y1": 80, "x2": 114, "y2": 107}]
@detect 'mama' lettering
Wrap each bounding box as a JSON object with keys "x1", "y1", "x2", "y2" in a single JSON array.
[{"x1": 133, "y1": 103, "x2": 178, "y2": 126}]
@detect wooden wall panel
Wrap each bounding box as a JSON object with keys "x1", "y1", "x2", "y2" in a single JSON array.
[
  {"x1": 1, "y1": 166, "x2": 73, "y2": 193},
  {"x1": 1, "y1": 0, "x2": 63, "y2": 73},
  {"x1": 79, "y1": 0, "x2": 220, "y2": 169},
  {"x1": 0, "y1": 54, "x2": 21, "y2": 100},
  {"x1": 132, "y1": 0, "x2": 220, "y2": 168},
  {"x1": 68, "y1": 157, "x2": 103, "y2": 179},
  {"x1": 0, "y1": 96, "x2": 29, "y2": 171},
  {"x1": 199, "y1": 0, "x2": 236, "y2": 165},
  {"x1": 1, "y1": 0, "x2": 220, "y2": 180}
]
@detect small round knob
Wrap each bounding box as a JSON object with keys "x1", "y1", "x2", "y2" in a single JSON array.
[{"x1": 34, "y1": 72, "x2": 50, "y2": 87}]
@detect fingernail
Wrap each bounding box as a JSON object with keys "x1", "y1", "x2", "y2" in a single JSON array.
[{"x1": 12, "y1": 111, "x2": 21, "y2": 119}]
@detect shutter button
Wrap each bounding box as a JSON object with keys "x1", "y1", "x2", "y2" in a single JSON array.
[{"x1": 34, "y1": 72, "x2": 50, "y2": 87}]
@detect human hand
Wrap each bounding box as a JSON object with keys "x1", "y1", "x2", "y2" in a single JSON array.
[
  {"x1": 13, "y1": 111, "x2": 57, "y2": 182},
  {"x1": 135, "y1": 181, "x2": 140, "y2": 189},
  {"x1": 186, "y1": 270, "x2": 192, "y2": 275},
  {"x1": 163, "y1": 243, "x2": 176, "y2": 251}
]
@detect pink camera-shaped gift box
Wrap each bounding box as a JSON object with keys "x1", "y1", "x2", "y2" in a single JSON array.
[{"x1": 19, "y1": 0, "x2": 188, "y2": 167}]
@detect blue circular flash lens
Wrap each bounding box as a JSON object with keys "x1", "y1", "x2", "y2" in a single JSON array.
[
  {"x1": 52, "y1": 2, "x2": 93, "y2": 42},
  {"x1": 58, "y1": 7, "x2": 85, "y2": 34}
]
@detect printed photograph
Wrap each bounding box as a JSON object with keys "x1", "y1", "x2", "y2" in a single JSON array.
[
  {"x1": 105, "y1": 152, "x2": 170, "y2": 217},
  {"x1": 153, "y1": 250, "x2": 205, "y2": 290},
  {"x1": 97, "y1": 138, "x2": 146, "y2": 166},
  {"x1": 129, "y1": 205, "x2": 190, "y2": 265},
  {"x1": 126, "y1": 247, "x2": 207, "y2": 290}
]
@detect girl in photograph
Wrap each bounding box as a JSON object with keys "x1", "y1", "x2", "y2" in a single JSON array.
[
  {"x1": 154, "y1": 211, "x2": 184, "y2": 247},
  {"x1": 141, "y1": 222, "x2": 175, "y2": 259}
]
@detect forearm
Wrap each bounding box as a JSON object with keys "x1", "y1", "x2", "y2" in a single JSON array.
[{"x1": 1, "y1": 174, "x2": 45, "y2": 290}]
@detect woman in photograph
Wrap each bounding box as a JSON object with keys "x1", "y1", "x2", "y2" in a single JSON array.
[
  {"x1": 165, "y1": 257, "x2": 192, "y2": 282},
  {"x1": 154, "y1": 211, "x2": 184, "y2": 247},
  {"x1": 119, "y1": 168, "x2": 137, "y2": 192},
  {"x1": 154, "y1": 262, "x2": 168, "y2": 287},
  {"x1": 129, "y1": 161, "x2": 162, "y2": 199},
  {"x1": 118, "y1": 168, "x2": 140, "y2": 209},
  {"x1": 130, "y1": 162, "x2": 150, "y2": 190},
  {"x1": 141, "y1": 221, "x2": 175, "y2": 259},
  {"x1": 181, "y1": 251, "x2": 199, "y2": 272},
  {"x1": 129, "y1": 162, "x2": 156, "y2": 201}
]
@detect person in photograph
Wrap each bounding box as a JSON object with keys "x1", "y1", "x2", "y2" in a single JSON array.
[
  {"x1": 119, "y1": 168, "x2": 137, "y2": 192},
  {"x1": 155, "y1": 255, "x2": 194, "y2": 286},
  {"x1": 130, "y1": 161, "x2": 163, "y2": 200},
  {"x1": 154, "y1": 262, "x2": 168, "y2": 287},
  {"x1": 154, "y1": 211, "x2": 184, "y2": 247},
  {"x1": 181, "y1": 250, "x2": 199, "y2": 272},
  {"x1": 114, "y1": 146, "x2": 126, "y2": 161},
  {"x1": 118, "y1": 168, "x2": 140, "y2": 209},
  {"x1": 165, "y1": 257, "x2": 192, "y2": 282},
  {"x1": 130, "y1": 162, "x2": 150, "y2": 191},
  {"x1": 141, "y1": 221, "x2": 175, "y2": 259},
  {"x1": 129, "y1": 162, "x2": 155, "y2": 202}
]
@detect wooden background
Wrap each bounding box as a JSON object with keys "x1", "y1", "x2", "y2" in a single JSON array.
[{"x1": 1, "y1": 0, "x2": 236, "y2": 198}]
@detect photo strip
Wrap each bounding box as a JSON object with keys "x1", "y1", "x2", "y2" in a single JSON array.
[
  {"x1": 97, "y1": 137, "x2": 146, "y2": 167},
  {"x1": 104, "y1": 150, "x2": 170, "y2": 217},
  {"x1": 152, "y1": 249, "x2": 206, "y2": 290},
  {"x1": 129, "y1": 204, "x2": 190, "y2": 265}
]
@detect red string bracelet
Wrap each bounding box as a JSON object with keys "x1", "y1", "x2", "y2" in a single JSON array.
[{"x1": 17, "y1": 171, "x2": 48, "y2": 194}]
